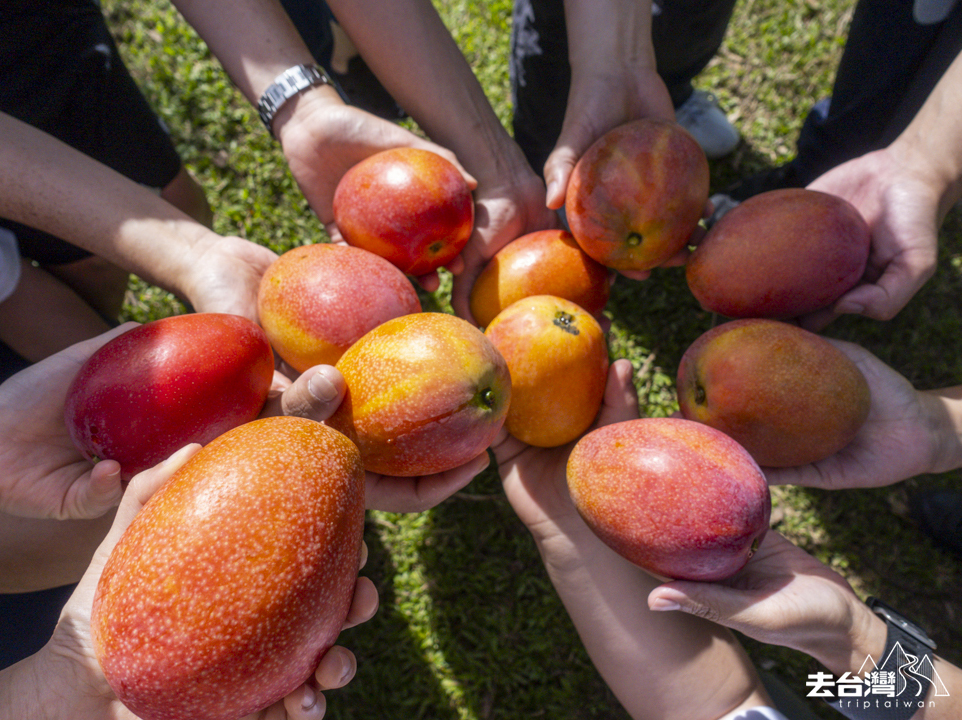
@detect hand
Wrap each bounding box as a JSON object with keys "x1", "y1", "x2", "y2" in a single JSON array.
[
  {"x1": 802, "y1": 148, "x2": 942, "y2": 328},
  {"x1": 543, "y1": 66, "x2": 675, "y2": 210},
  {"x1": 364, "y1": 450, "x2": 491, "y2": 513},
  {"x1": 276, "y1": 91, "x2": 477, "y2": 292},
  {"x1": 33, "y1": 443, "x2": 378, "y2": 720},
  {"x1": 647, "y1": 531, "x2": 880, "y2": 676},
  {"x1": 493, "y1": 358, "x2": 639, "y2": 537},
  {"x1": 763, "y1": 338, "x2": 945, "y2": 490},
  {"x1": 181, "y1": 234, "x2": 279, "y2": 322},
  {"x1": 0, "y1": 324, "x2": 137, "y2": 520},
  {"x1": 451, "y1": 166, "x2": 561, "y2": 322}
]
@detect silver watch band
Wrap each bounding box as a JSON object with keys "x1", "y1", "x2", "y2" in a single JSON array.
[{"x1": 257, "y1": 63, "x2": 333, "y2": 137}]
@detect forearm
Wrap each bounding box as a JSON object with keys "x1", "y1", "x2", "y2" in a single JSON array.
[
  {"x1": 888, "y1": 50, "x2": 962, "y2": 220},
  {"x1": 325, "y1": 0, "x2": 533, "y2": 181},
  {"x1": 533, "y1": 524, "x2": 770, "y2": 720},
  {"x1": 563, "y1": 0, "x2": 657, "y2": 76},
  {"x1": 808, "y1": 600, "x2": 961, "y2": 720},
  {"x1": 0, "y1": 113, "x2": 227, "y2": 301}
]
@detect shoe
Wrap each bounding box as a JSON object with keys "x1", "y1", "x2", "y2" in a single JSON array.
[
  {"x1": 674, "y1": 90, "x2": 740, "y2": 160},
  {"x1": 705, "y1": 192, "x2": 741, "y2": 228},
  {"x1": 723, "y1": 162, "x2": 804, "y2": 203},
  {"x1": 910, "y1": 489, "x2": 962, "y2": 559}
]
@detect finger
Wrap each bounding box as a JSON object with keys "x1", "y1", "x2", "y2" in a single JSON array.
[
  {"x1": 262, "y1": 365, "x2": 346, "y2": 422},
  {"x1": 594, "y1": 359, "x2": 640, "y2": 427},
  {"x1": 443, "y1": 254, "x2": 465, "y2": 276},
  {"x1": 314, "y1": 645, "x2": 357, "y2": 690},
  {"x1": 72, "y1": 459, "x2": 124, "y2": 519},
  {"x1": 647, "y1": 581, "x2": 754, "y2": 629},
  {"x1": 343, "y1": 576, "x2": 379, "y2": 629},
  {"x1": 543, "y1": 146, "x2": 578, "y2": 211},
  {"x1": 617, "y1": 269, "x2": 653, "y2": 282},
  {"x1": 109, "y1": 444, "x2": 202, "y2": 541},
  {"x1": 283, "y1": 684, "x2": 327, "y2": 720},
  {"x1": 365, "y1": 450, "x2": 490, "y2": 512},
  {"x1": 413, "y1": 270, "x2": 441, "y2": 293}
]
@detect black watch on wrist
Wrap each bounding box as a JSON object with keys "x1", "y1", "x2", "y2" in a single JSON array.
[{"x1": 828, "y1": 597, "x2": 937, "y2": 720}]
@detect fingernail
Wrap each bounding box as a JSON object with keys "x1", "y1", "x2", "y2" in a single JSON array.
[
  {"x1": 836, "y1": 303, "x2": 862, "y2": 315},
  {"x1": 308, "y1": 368, "x2": 340, "y2": 402},
  {"x1": 545, "y1": 180, "x2": 559, "y2": 202},
  {"x1": 649, "y1": 597, "x2": 682, "y2": 612},
  {"x1": 301, "y1": 685, "x2": 317, "y2": 710}
]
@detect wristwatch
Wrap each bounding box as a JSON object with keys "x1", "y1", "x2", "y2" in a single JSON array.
[
  {"x1": 257, "y1": 63, "x2": 333, "y2": 137},
  {"x1": 829, "y1": 597, "x2": 937, "y2": 720}
]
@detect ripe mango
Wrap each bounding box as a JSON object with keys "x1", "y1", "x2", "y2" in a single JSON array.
[
  {"x1": 686, "y1": 188, "x2": 870, "y2": 318},
  {"x1": 326, "y1": 312, "x2": 510, "y2": 476},
  {"x1": 91, "y1": 416, "x2": 366, "y2": 720},
  {"x1": 677, "y1": 318, "x2": 871, "y2": 467},
  {"x1": 568, "y1": 418, "x2": 770, "y2": 581}
]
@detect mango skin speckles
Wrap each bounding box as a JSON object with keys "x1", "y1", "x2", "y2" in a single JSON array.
[
  {"x1": 91, "y1": 416, "x2": 365, "y2": 720},
  {"x1": 567, "y1": 418, "x2": 771, "y2": 582},
  {"x1": 327, "y1": 312, "x2": 511, "y2": 476}
]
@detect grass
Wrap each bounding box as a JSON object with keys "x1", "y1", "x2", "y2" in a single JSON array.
[{"x1": 102, "y1": 1, "x2": 962, "y2": 718}]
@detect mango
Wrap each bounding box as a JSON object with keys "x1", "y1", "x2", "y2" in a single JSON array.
[
  {"x1": 677, "y1": 318, "x2": 871, "y2": 467},
  {"x1": 484, "y1": 295, "x2": 608, "y2": 447},
  {"x1": 686, "y1": 188, "x2": 870, "y2": 318},
  {"x1": 326, "y1": 312, "x2": 510, "y2": 476},
  {"x1": 91, "y1": 416, "x2": 366, "y2": 720},
  {"x1": 568, "y1": 417, "x2": 770, "y2": 581}
]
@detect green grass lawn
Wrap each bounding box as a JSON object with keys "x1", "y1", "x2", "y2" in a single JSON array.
[{"x1": 104, "y1": 1, "x2": 962, "y2": 718}]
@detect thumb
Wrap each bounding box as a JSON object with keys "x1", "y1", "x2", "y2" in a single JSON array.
[
  {"x1": 647, "y1": 581, "x2": 751, "y2": 628},
  {"x1": 594, "y1": 358, "x2": 641, "y2": 427},
  {"x1": 266, "y1": 365, "x2": 346, "y2": 423},
  {"x1": 543, "y1": 143, "x2": 579, "y2": 210},
  {"x1": 66, "y1": 460, "x2": 124, "y2": 519}
]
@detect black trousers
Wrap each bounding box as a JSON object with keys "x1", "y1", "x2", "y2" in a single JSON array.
[{"x1": 793, "y1": 0, "x2": 962, "y2": 183}]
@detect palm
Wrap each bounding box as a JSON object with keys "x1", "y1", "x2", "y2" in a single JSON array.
[
  {"x1": 184, "y1": 235, "x2": 278, "y2": 322},
  {"x1": 0, "y1": 327, "x2": 131, "y2": 519},
  {"x1": 277, "y1": 97, "x2": 468, "y2": 228},
  {"x1": 765, "y1": 339, "x2": 937, "y2": 490},
  {"x1": 805, "y1": 149, "x2": 940, "y2": 325},
  {"x1": 451, "y1": 174, "x2": 559, "y2": 321},
  {"x1": 681, "y1": 532, "x2": 857, "y2": 648},
  {"x1": 491, "y1": 359, "x2": 640, "y2": 532}
]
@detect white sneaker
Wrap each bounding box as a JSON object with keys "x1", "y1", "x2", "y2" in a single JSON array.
[{"x1": 675, "y1": 90, "x2": 740, "y2": 160}]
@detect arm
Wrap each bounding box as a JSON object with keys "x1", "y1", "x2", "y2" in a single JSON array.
[
  {"x1": 764, "y1": 338, "x2": 962, "y2": 490},
  {"x1": 649, "y1": 532, "x2": 962, "y2": 719},
  {"x1": 492, "y1": 360, "x2": 772, "y2": 720},
  {"x1": 544, "y1": 0, "x2": 674, "y2": 208},
  {"x1": 168, "y1": 0, "x2": 499, "y2": 294},
  {"x1": 0, "y1": 443, "x2": 378, "y2": 720},
  {"x1": 805, "y1": 49, "x2": 962, "y2": 326},
  {"x1": 318, "y1": 0, "x2": 560, "y2": 319},
  {"x1": 0, "y1": 112, "x2": 276, "y2": 321}
]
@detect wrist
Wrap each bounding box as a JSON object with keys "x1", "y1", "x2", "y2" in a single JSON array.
[
  {"x1": 270, "y1": 80, "x2": 345, "y2": 145},
  {"x1": 918, "y1": 386, "x2": 962, "y2": 474},
  {"x1": 886, "y1": 137, "x2": 962, "y2": 221},
  {"x1": 809, "y1": 598, "x2": 888, "y2": 678}
]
